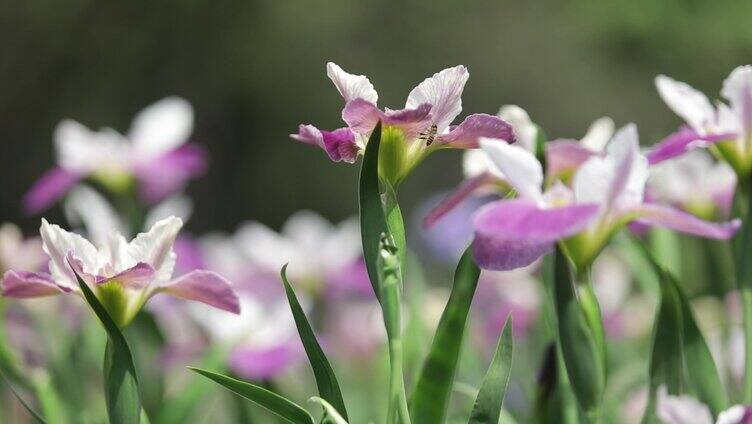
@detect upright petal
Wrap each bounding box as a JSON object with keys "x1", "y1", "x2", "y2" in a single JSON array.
[
  {"x1": 126, "y1": 216, "x2": 183, "y2": 282},
  {"x1": 161, "y1": 270, "x2": 240, "y2": 314},
  {"x1": 605, "y1": 124, "x2": 648, "y2": 210},
  {"x1": 64, "y1": 186, "x2": 127, "y2": 246},
  {"x1": 129, "y1": 97, "x2": 194, "y2": 157},
  {"x1": 579, "y1": 117, "x2": 615, "y2": 152},
  {"x1": 290, "y1": 124, "x2": 360, "y2": 163},
  {"x1": 646, "y1": 126, "x2": 734, "y2": 165},
  {"x1": 406, "y1": 65, "x2": 469, "y2": 132},
  {"x1": 1, "y1": 271, "x2": 73, "y2": 298},
  {"x1": 326, "y1": 62, "x2": 378, "y2": 104},
  {"x1": 479, "y1": 138, "x2": 543, "y2": 202},
  {"x1": 633, "y1": 203, "x2": 740, "y2": 240},
  {"x1": 472, "y1": 199, "x2": 599, "y2": 270},
  {"x1": 721, "y1": 65, "x2": 752, "y2": 138},
  {"x1": 23, "y1": 167, "x2": 83, "y2": 214},
  {"x1": 54, "y1": 120, "x2": 130, "y2": 173},
  {"x1": 655, "y1": 74, "x2": 715, "y2": 131},
  {"x1": 498, "y1": 105, "x2": 538, "y2": 152},
  {"x1": 40, "y1": 219, "x2": 98, "y2": 287},
  {"x1": 437, "y1": 114, "x2": 516, "y2": 149}
]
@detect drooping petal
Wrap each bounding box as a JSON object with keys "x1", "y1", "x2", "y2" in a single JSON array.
[
  {"x1": 134, "y1": 143, "x2": 207, "y2": 203},
  {"x1": 326, "y1": 62, "x2": 378, "y2": 105},
  {"x1": 721, "y1": 65, "x2": 752, "y2": 138},
  {"x1": 342, "y1": 98, "x2": 432, "y2": 139},
  {"x1": 479, "y1": 138, "x2": 543, "y2": 202},
  {"x1": 579, "y1": 117, "x2": 615, "y2": 152},
  {"x1": 633, "y1": 203, "x2": 740, "y2": 240},
  {"x1": 472, "y1": 199, "x2": 599, "y2": 270},
  {"x1": 655, "y1": 74, "x2": 715, "y2": 131},
  {"x1": 129, "y1": 97, "x2": 194, "y2": 157},
  {"x1": 290, "y1": 124, "x2": 360, "y2": 163},
  {"x1": 423, "y1": 172, "x2": 497, "y2": 228},
  {"x1": 126, "y1": 216, "x2": 183, "y2": 282},
  {"x1": 405, "y1": 65, "x2": 469, "y2": 132},
  {"x1": 40, "y1": 219, "x2": 99, "y2": 287},
  {"x1": 437, "y1": 114, "x2": 516, "y2": 149},
  {"x1": 545, "y1": 140, "x2": 597, "y2": 178},
  {"x1": 97, "y1": 262, "x2": 155, "y2": 289},
  {"x1": 498, "y1": 105, "x2": 538, "y2": 152},
  {"x1": 161, "y1": 270, "x2": 240, "y2": 314},
  {"x1": 646, "y1": 126, "x2": 735, "y2": 165},
  {"x1": 1, "y1": 270, "x2": 73, "y2": 298},
  {"x1": 23, "y1": 167, "x2": 83, "y2": 214}
]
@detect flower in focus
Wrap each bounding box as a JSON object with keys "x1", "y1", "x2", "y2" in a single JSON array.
[
  {"x1": 291, "y1": 63, "x2": 516, "y2": 186},
  {"x1": 0, "y1": 217, "x2": 239, "y2": 327},
  {"x1": 472, "y1": 124, "x2": 740, "y2": 272},
  {"x1": 24, "y1": 97, "x2": 207, "y2": 214},
  {"x1": 656, "y1": 386, "x2": 752, "y2": 424},
  {"x1": 647, "y1": 66, "x2": 751, "y2": 176}
]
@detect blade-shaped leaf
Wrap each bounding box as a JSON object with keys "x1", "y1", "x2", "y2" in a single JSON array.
[
  {"x1": 188, "y1": 367, "x2": 314, "y2": 424},
  {"x1": 383, "y1": 182, "x2": 406, "y2": 274},
  {"x1": 469, "y1": 315, "x2": 514, "y2": 424},
  {"x1": 0, "y1": 369, "x2": 47, "y2": 423},
  {"x1": 72, "y1": 266, "x2": 141, "y2": 424},
  {"x1": 359, "y1": 121, "x2": 386, "y2": 300},
  {"x1": 410, "y1": 247, "x2": 480, "y2": 423},
  {"x1": 281, "y1": 265, "x2": 348, "y2": 419}
]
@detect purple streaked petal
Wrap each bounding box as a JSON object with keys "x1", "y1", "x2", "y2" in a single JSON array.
[
  {"x1": 472, "y1": 199, "x2": 600, "y2": 270},
  {"x1": 423, "y1": 172, "x2": 497, "y2": 228},
  {"x1": 342, "y1": 98, "x2": 432, "y2": 139},
  {"x1": 405, "y1": 65, "x2": 468, "y2": 132},
  {"x1": 162, "y1": 270, "x2": 240, "y2": 314},
  {"x1": 1, "y1": 270, "x2": 72, "y2": 298},
  {"x1": 97, "y1": 263, "x2": 155, "y2": 289},
  {"x1": 646, "y1": 126, "x2": 736, "y2": 165},
  {"x1": 545, "y1": 140, "x2": 597, "y2": 178},
  {"x1": 134, "y1": 143, "x2": 207, "y2": 204},
  {"x1": 290, "y1": 124, "x2": 360, "y2": 163},
  {"x1": 23, "y1": 167, "x2": 83, "y2": 214},
  {"x1": 634, "y1": 203, "x2": 741, "y2": 240},
  {"x1": 437, "y1": 114, "x2": 516, "y2": 149},
  {"x1": 229, "y1": 342, "x2": 301, "y2": 380}
]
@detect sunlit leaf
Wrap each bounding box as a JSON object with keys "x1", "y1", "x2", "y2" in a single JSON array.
[
  {"x1": 359, "y1": 121, "x2": 387, "y2": 301},
  {"x1": 469, "y1": 315, "x2": 514, "y2": 424}
]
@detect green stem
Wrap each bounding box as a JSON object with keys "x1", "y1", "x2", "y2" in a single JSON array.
[{"x1": 733, "y1": 179, "x2": 752, "y2": 402}]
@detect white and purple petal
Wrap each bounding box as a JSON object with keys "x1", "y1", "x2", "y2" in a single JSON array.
[
  {"x1": 342, "y1": 98, "x2": 432, "y2": 139},
  {"x1": 545, "y1": 140, "x2": 597, "y2": 178},
  {"x1": 97, "y1": 263, "x2": 156, "y2": 289},
  {"x1": 1, "y1": 271, "x2": 73, "y2": 298},
  {"x1": 423, "y1": 172, "x2": 497, "y2": 228},
  {"x1": 406, "y1": 65, "x2": 468, "y2": 132},
  {"x1": 134, "y1": 143, "x2": 207, "y2": 203},
  {"x1": 326, "y1": 62, "x2": 378, "y2": 104},
  {"x1": 24, "y1": 168, "x2": 83, "y2": 214},
  {"x1": 646, "y1": 126, "x2": 735, "y2": 165},
  {"x1": 633, "y1": 203, "x2": 740, "y2": 240},
  {"x1": 161, "y1": 270, "x2": 240, "y2": 314},
  {"x1": 291, "y1": 124, "x2": 360, "y2": 163},
  {"x1": 437, "y1": 114, "x2": 516, "y2": 149},
  {"x1": 479, "y1": 138, "x2": 544, "y2": 202},
  {"x1": 655, "y1": 74, "x2": 715, "y2": 132}
]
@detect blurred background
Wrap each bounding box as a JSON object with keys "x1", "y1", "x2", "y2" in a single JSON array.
[{"x1": 2, "y1": 0, "x2": 752, "y2": 234}]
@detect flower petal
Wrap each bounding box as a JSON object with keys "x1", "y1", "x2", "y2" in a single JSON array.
[
  {"x1": 545, "y1": 140, "x2": 597, "y2": 178},
  {"x1": 64, "y1": 186, "x2": 127, "y2": 246},
  {"x1": 646, "y1": 126, "x2": 735, "y2": 165},
  {"x1": 342, "y1": 98, "x2": 432, "y2": 139},
  {"x1": 40, "y1": 219, "x2": 98, "y2": 287},
  {"x1": 1, "y1": 270, "x2": 72, "y2": 298},
  {"x1": 134, "y1": 143, "x2": 207, "y2": 203},
  {"x1": 129, "y1": 97, "x2": 193, "y2": 157},
  {"x1": 162, "y1": 270, "x2": 240, "y2": 314},
  {"x1": 498, "y1": 105, "x2": 538, "y2": 152},
  {"x1": 229, "y1": 343, "x2": 299, "y2": 380},
  {"x1": 472, "y1": 199, "x2": 599, "y2": 270},
  {"x1": 656, "y1": 387, "x2": 713, "y2": 424},
  {"x1": 579, "y1": 117, "x2": 614, "y2": 152},
  {"x1": 655, "y1": 74, "x2": 715, "y2": 131},
  {"x1": 98, "y1": 263, "x2": 155, "y2": 289},
  {"x1": 406, "y1": 65, "x2": 468, "y2": 132},
  {"x1": 437, "y1": 114, "x2": 516, "y2": 149},
  {"x1": 479, "y1": 138, "x2": 543, "y2": 202},
  {"x1": 326, "y1": 62, "x2": 378, "y2": 104},
  {"x1": 126, "y1": 216, "x2": 183, "y2": 282},
  {"x1": 23, "y1": 167, "x2": 83, "y2": 214},
  {"x1": 290, "y1": 124, "x2": 360, "y2": 163},
  {"x1": 633, "y1": 203, "x2": 741, "y2": 240},
  {"x1": 423, "y1": 172, "x2": 497, "y2": 228},
  {"x1": 721, "y1": 65, "x2": 752, "y2": 138}
]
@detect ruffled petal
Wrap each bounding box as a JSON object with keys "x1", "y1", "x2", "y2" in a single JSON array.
[
  {"x1": 129, "y1": 97, "x2": 193, "y2": 157},
  {"x1": 161, "y1": 270, "x2": 240, "y2": 314},
  {"x1": 134, "y1": 143, "x2": 207, "y2": 203},
  {"x1": 472, "y1": 199, "x2": 599, "y2": 270},
  {"x1": 1, "y1": 270, "x2": 72, "y2": 298},
  {"x1": 24, "y1": 168, "x2": 83, "y2": 214},
  {"x1": 290, "y1": 124, "x2": 360, "y2": 163},
  {"x1": 126, "y1": 216, "x2": 183, "y2": 282},
  {"x1": 342, "y1": 98, "x2": 432, "y2": 139},
  {"x1": 633, "y1": 203, "x2": 740, "y2": 240},
  {"x1": 437, "y1": 114, "x2": 516, "y2": 149},
  {"x1": 406, "y1": 65, "x2": 468, "y2": 132},
  {"x1": 326, "y1": 62, "x2": 378, "y2": 104},
  {"x1": 646, "y1": 126, "x2": 735, "y2": 165},
  {"x1": 40, "y1": 219, "x2": 99, "y2": 287}
]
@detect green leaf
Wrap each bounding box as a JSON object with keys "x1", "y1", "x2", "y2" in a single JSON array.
[
  {"x1": 359, "y1": 121, "x2": 387, "y2": 300},
  {"x1": 188, "y1": 367, "x2": 314, "y2": 424},
  {"x1": 469, "y1": 315, "x2": 514, "y2": 424},
  {"x1": 125, "y1": 311, "x2": 166, "y2": 417},
  {"x1": 0, "y1": 369, "x2": 47, "y2": 423},
  {"x1": 72, "y1": 266, "x2": 141, "y2": 424},
  {"x1": 552, "y1": 247, "x2": 604, "y2": 420},
  {"x1": 383, "y1": 181, "x2": 406, "y2": 274},
  {"x1": 280, "y1": 265, "x2": 348, "y2": 419},
  {"x1": 410, "y1": 247, "x2": 481, "y2": 424},
  {"x1": 309, "y1": 397, "x2": 349, "y2": 424}
]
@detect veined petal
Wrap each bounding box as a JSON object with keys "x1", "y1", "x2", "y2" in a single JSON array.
[
  {"x1": 326, "y1": 62, "x2": 378, "y2": 104},
  {"x1": 23, "y1": 167, "x2": 83, "y2": 214},
  {"x1": 126, "y1": 216, "x2": 182, "y2": 282},
  {"x1": 472, "y1": 199, "x2": 599, "y2": 270},
  {"x1": 655, "y1": 74, "x2": 715, "y2": 131},
  {"x1": 633, "y1": 203, "x2": 740, "y2": 240},
  {"x1": 579, "y1": 117, "x2": 615, "y2": 152},
  {"x1": 437, "y1": 114, "x2": 516, "y2": 148},
  {"x1": 290, "y1": 124, "x2": 360, "y2": 163},
  {"x1": 1, "y1": 270, "x2": 73, "y2": 298},
  {"x1": 479, "y1": 138, "x2": 543, "y2": 202},
  {"x1": 97, "y1": 262, "x2": 155, "y2": 289},
  {"x1": 129, "y1": 97, "x2": 194, "y2": 157},
  {"x1": 423, "y1": 172, "x2": 497, "y2": 228},
  {"x1": 40, "y1": 219, "x2": 99, "y2": 286},
  {"x1": 646, "y1": 126, "x2": 735, "y2": 165},
  {"x1": 721, "y1": 65, "x2": 752, "y2": 138},
  {"x1": 545, "y1": 140, "x2": 597, "y2": 178},
  {"x1": 406, "y1": 65, "x2": 469, "y2": 132},
  {"x1": 134, "y1": 143, "x2": 207, "y2": 203},
  {"x1": 161, "y1": 270, "x2": 240, "y2": 314},
  {"x1": 342, "y1": 98, "x2": 432, "y2": 139}
]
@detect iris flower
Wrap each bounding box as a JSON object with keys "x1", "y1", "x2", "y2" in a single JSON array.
[
  {"x1": 471, "y1": 124, "x2": 740, "y2": 272},
  {"x1": 292, "y1": 63, "x2": 515, "y2": 185},
  {"x1": 1, "y1": 217, "x2": 239, "y2": 327},
  {"x1": 24, "y1": 97, "x2": 206, "y2": 214}
]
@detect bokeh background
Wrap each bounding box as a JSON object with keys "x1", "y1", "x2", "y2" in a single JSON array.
[{"x1": 2, "y1": 0, "x2": 752, "y2": 234}]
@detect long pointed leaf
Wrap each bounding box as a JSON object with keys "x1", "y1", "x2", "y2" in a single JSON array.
[
  {"x1": 410, "y1": 247, "x2": 480, "y2": 423},
  {"x1": 188, "y1": 367, "x2": 314, "y2": 424},
  {"x1": 469, "y1": 315, "x2": 514, "y2": 424},
  {"x1": 359, "y1": 121, "x2": 386, "y2": 300},
  {"x1": 0, "y1": 369, "x2": 47, "y2": 423},
  {"x1": 281, "y1": 264, "x2": 348, "y2": 419},
  {"x1": 72, "y1": 265, "x2": 141, "y2": 424}
]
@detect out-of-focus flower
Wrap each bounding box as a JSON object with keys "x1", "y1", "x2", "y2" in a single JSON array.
[
  {"x1": 24, "y1": 97, "x2": 206, "y2": 214},
  {"x1": 291, "y1": 63, "x2": 515, "y2": 186},
  {"x1": 0, "y1": 223, "x2": 46, "y2": 273},
  {"x1": 656, "y1": 386, "x2": 752, "y2": 424},
  {"x1": 648, "y1": 150, "x2": 736, "y2": 220},
  {"x1": 0, "y1": 217, "x2": 239, "y2": 327},
  {"x1": 647, "y1": 66, "x2": 750, "y2": 177},
  {"x1": 545, "y1": 116, "x2": 615, "y2": 180},
  {"x1": 472, "y1": 124, "x2": 740, "y2": 272}
]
